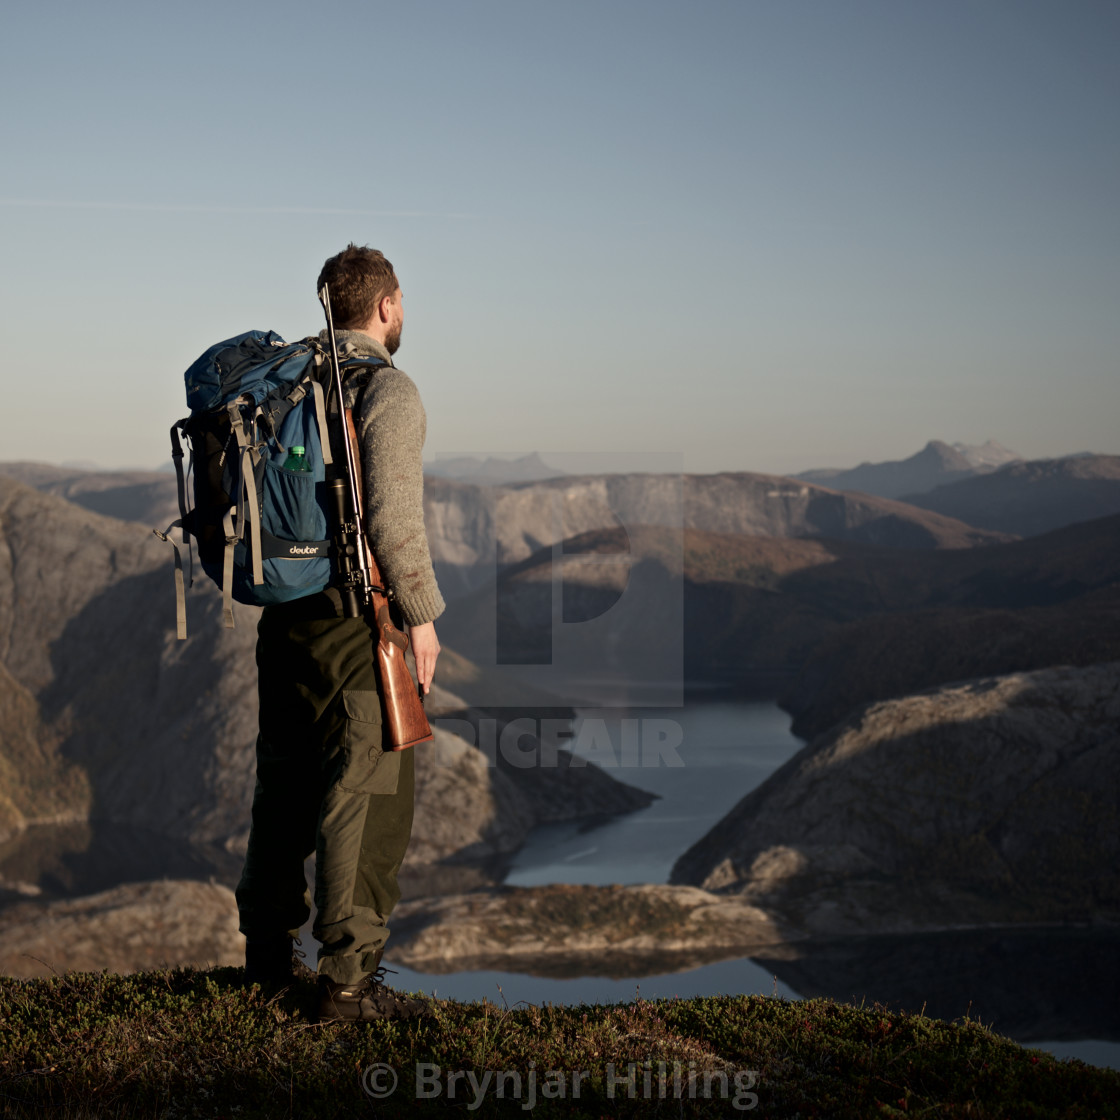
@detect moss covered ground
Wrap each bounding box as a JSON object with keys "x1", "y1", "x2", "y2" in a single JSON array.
[{"x1": 0, "y1": 966, "x2": 1116, "y2": 1118}]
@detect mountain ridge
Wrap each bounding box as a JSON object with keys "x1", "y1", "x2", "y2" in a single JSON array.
[
  {"x1": 903, "y1": 454, "x2": 1120, "y2": 536},
  {"x1": 794, "y1": 439, "x2": 1017, "y2": 499}
]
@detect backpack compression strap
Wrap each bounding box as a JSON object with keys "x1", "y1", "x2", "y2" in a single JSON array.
[
  {"x1": 153, "y1": 517, "x2": 189, "y2": 641},
  {"x1": 306, "y1": 376, "x2": 334, "y2": 467},
  {"x1": 169, "y1": 422, "x2": 192, "y2": 543},
  {"x1": 153, "y1": 418, "x2": 195, "y2": 640},
  {"x1": 225, "y1": 400, "x2": 264, "y2": 629}
]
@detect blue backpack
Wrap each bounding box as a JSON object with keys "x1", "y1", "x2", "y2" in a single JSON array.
[{"x1": 157, "y1": 330, "x2": 383, "y2": 636}]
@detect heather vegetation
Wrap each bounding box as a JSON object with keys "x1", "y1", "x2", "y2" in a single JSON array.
[{"x1": 1, "y1": 967, "x2": 1116, "y2": 1118}]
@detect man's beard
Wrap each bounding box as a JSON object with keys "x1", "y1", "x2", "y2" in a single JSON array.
[{"x1": 384, "y1": 322, "x2": 402, "y2": 355}]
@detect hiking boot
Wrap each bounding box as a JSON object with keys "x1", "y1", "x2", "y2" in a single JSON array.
[
  {"x1": 245, "y1": 935, "x2": 316, "y2": 987},
  {"x1": 317, "y1": 965, "x2": 432, "y2": 1023}
]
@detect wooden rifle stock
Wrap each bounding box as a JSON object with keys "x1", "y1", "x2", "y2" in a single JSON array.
[{"x1": 345, "y1": 408, "x2": 433, "y2": 751}]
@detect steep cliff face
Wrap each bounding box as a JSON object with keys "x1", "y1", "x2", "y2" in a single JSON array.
[
  {"x1": 424, "y1": 470, "x2": 1009, "y2": 599},
  {"x1": 0, "y1": 478, "x2": 171, "y2": 840},
  {"x1": 671, "y1": 662, "x2": 1120, "y2": 932},
  {"x1": 0, "y1": 662, "x2": 89, "y2": 840},
  {"x1": 0, "y1": 475, "x2": 263, "y2": 846}
]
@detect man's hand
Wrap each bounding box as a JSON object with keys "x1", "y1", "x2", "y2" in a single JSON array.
[{"x1": 409, "y1": 621, "x2": 440, "y2": 695}]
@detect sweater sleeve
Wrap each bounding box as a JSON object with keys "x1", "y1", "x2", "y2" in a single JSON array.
[{"x1": 355, "y1": 368, "x2": 446, "y2": 626}]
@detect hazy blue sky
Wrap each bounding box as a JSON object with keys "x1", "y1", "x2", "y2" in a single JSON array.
[{"x1": 2, "y1": 0, "x2": 1117, "y2": 474}]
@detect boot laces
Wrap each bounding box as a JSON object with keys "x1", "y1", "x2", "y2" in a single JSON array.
[{"x1": 363, "y1": 964, "x2": 412, "y2": 1004}]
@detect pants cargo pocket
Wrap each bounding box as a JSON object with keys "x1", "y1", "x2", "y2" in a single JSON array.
[{"x1": 338, "y1": 689, "x2": 400, "y2": 795}]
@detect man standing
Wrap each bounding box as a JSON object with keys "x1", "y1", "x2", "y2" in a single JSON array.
[{"x1": 235, "y1": 244, "x2": 445, "y2": 1022}]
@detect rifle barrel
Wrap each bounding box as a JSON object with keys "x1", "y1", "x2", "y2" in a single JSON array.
[{"x1": 318, "y1": 283, "x2": 372, "y2": 586}]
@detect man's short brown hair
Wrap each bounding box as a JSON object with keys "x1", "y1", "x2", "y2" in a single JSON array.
[{"x1": 317, "y1": 244, "x2": 399, "y2": 330}]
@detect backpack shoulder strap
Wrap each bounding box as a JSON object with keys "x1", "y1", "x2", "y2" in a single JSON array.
[
  {"x1": 341, "y1": 359, "x2": 390, "y2": 417},
  {"x1": 342, "y1": 357, "x2": 389, "y2": 382}
]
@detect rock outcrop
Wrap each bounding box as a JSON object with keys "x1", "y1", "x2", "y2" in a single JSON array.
[
  {"x1": 0, "y1": 880, "x2": 244, "y2": 978},
  {"x1": 672, "y1": 662, "x2": 1120, "y2": 933},
  {"x1": 388, "y1": 883, "x2": 794, "y2": 977}
]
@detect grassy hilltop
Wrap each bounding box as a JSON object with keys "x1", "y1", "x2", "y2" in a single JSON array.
[{"x1": 0, "y1": 967, "x2": 1116, "y2": 1118}]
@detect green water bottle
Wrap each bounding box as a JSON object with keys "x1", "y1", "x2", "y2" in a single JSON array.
[{"x1": 282, "y1": 445, "x2": 312, "y2": 472}]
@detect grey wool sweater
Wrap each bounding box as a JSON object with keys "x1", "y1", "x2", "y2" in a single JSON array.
[{"x1": 324, "y1": 329, "x2": 445, "y2": 627}]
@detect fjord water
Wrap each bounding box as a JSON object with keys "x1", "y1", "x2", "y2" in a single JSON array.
[
  {"x1": 503, "y1": 700, "x2": 804, "y2": 888},
  {"x1": 384, "y1": 699, "x2": 1120, "y2": 1070}
]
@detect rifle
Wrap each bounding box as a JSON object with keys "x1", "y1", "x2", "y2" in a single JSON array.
[{"x1": 318, "y1": 283, "x2": 434, "y2": 751}]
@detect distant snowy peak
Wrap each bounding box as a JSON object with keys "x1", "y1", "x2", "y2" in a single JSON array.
[
  {"x1": 949, "y1": 440, "x2": 1022, "y2": 469},
  {"x1": 791, "y1": 440, "x2": 1027, "y2": 500}
]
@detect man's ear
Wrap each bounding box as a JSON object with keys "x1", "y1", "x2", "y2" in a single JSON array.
[{"x1": 378, "y1": 294, "x2": 394, "y2": 323}]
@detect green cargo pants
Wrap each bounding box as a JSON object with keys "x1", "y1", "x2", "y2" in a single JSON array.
[{"x1": 235, "y1": 590, "x2": 415, "y2": 984}]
